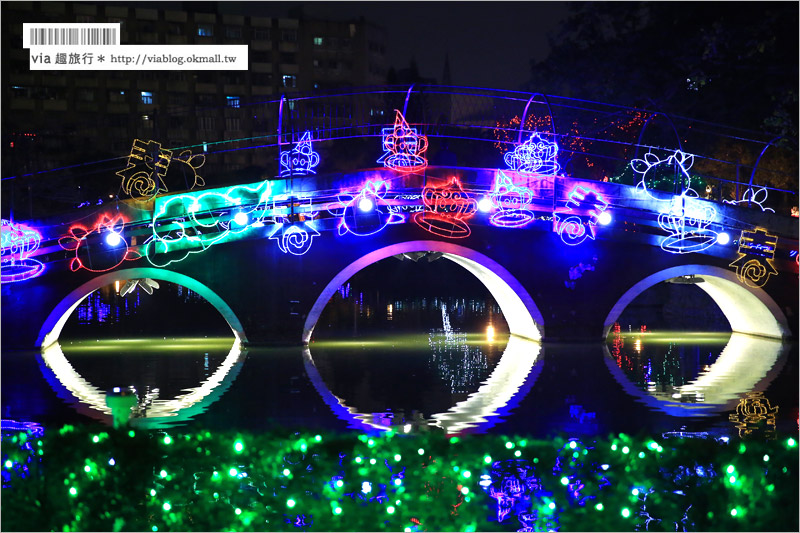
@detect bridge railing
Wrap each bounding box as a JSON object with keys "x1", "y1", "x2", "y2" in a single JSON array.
[{"x1": 2, "y1": 85, "x2": 797, "y2": 221}]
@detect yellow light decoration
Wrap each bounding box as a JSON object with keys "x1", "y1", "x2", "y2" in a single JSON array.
[
  {"x1": 729, "y1": 391, "x2": 779, "y2": 438},
  {"x1": 729, "y1": 228, "x2": 778, "y2": 288},
  {"x1": 116, "y1": 139, "x2": 173, "y2": 199}
]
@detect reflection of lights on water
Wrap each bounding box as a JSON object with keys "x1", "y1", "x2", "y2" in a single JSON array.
[
  {"x1": 486, "y1": 324, "x2": 495, "y2": 342},
  {"x1": 386, "y1": 304, "x2": 393, "y2": 321},
  {"x1": 634, "y1": 339, "x2": 642, "y2": 353},
  {"x1": 114, "y1": 280, "x2": 120, "y2": 293}
]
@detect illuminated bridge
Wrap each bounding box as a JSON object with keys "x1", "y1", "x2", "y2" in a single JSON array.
[{"x1": 2, "y1": 86, "x2": 798, "y2": 351}]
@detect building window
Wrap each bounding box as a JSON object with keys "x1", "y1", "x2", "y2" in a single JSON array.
[
  {"x1": 252, "y1": 73, "x2": 272, "y2": 85},
  {"x1": 11, "y1": 86, "x2": 30, "y2": 98},
  {"x1": 197, "y1": 94, "x2": 215, "y2": 105},
  {"x1": 226, "y1": 117, "x2": 240, "y2": 130},
  {"x1": 280, "y1": 52, "x2": 295, "y2": 64},
  {"x1": 225, "y1": 26, "x2": 242, "y2": 39},
  {"x1": 141, "y1": 91, "x2": 154, "y2": 104},
  {"x1": 77, "y1": 89, "x2": 95, "y2": 102},
  {"x1": 282, "y1": 75, "x2": 296, "y2": 88},
  {"x1": 168, "y1": 93, "x2": 185, "y2": 105},
  {"x1": 226, "y1": 95, "x2": 240, "y2": 108},
  {"x1": 313, "y1": 36, "x2": 323, "y2": 46},
  {"x1": 252, "y1": 28, "x2": 269, "y2": 40},
  {"x1": 169, "y1": 23, "x2": 183, "y2": 35},
  {"x1": 197, "y1": 24, "x2": 213, "y2": 37},
  {"x1": 198, "y1": 116, "x2": 215, "y2": 130},
  {"x1": 76, "y1": 15, "x2": 94, "y2": 23},
  {"x1": 312, "y1": 58, "x2": 320, "y2": 68},
  {"x1": 281, "y1": 29, "x2": 296, "y2": 42},
  {"x1": 141, "y1": 115, "x2": 153, "y2": 129},
  {"x1": 328, "y1": 60, "x2": 339, "y2": 69}
]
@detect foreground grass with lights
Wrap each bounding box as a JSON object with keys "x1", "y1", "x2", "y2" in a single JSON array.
[{"x1": 2, "y1": 427, "x2": 797, "y2": 532}]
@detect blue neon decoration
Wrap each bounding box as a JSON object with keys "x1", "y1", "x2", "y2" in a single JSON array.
[
  {"x1": 630, "y1": 150, "x2": 719, "y2": 254},
  {"x1": 377, "y1": 110, "x2": 428, "y2": 173},
  {"x1": 723, "y1": 187, "x2": 775, "y2": 213},
  {"x1": 144, "y1": 181, "x2": 271, "y2": 267},
  {"x1": 329, "y1": 180, "x2": 405, "y2": 237},
  {"x1": 279, "y1": 131, "x2": 320, "y2": 177},
  {"x1": 269, "y1": 195, "x2": 320, "y2": 256},
  {"x1": 504, "y1": 132, "x2": 560, "y2": 175},
  {"x1": 488, "y1": 171, "x2": 536, "y2": 228},
  {"x1": 553, "y1": 185, "x2": 609, "y2": 245},
  {"x1": 1, "y1": 219, "x2": 45, "y2": 283},
  {"x1": 729, "y1": 228, "x2": 778, "y2": 288}
]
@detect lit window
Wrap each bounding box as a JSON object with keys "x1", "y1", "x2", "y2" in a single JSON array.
[
  {"x1": 141, "y1": 91, "x2": 154, "y2": 104},
  {"x1": 197, "y1": 24, "x2": 213, "y2": 37},
  {"x1": 282, "y1": 75, "x2": 296, "y2": 88},
  {"x1": 313, "y1": 36, "x2": 323, "y2": 46},
  {"x1": 226, "y1": 96, "x2": 240, "y2": 108}
]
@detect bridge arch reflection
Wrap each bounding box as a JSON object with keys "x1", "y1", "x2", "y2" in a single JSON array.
[
  {"x1": 302, "y1": 240, "x2": 545, "y2": 344},
  {"x1": 36, "y1": 267, "x2": 247, "y2": 349},
  {"x1": 603, "y1": 265, "x2": 791, "y2": 340}
]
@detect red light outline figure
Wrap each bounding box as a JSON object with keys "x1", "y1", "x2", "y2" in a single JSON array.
[
  {"x1": 413, "y1": 177, "x2": 477, "y2": 238},
  {"x1": 59, "y1": 214, "x2": 140, "y2": 272}
]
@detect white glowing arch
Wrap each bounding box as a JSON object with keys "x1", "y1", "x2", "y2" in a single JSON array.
[
  {"x1": 37, "y1": 267, "x2": 247, "y2": 349},
  {"x1": 603, "y1": 333, "x2": 786, "y2": 416},
  {"x1": 303, "y1": 335, "x2": 543, "y2": 433},
  {"x1": 602, "y1": 265, "x2": 790, "y2": 340},
  {"x1": 302, "y1": 240, "x2": 544, "y2": 343}
]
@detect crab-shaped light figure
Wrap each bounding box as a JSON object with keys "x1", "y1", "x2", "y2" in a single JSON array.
[
  {"x1": 329, "y1": 180, "x2": 405, "y2": 237},
  {"x1": 1, "y1": 219, "x2": 45, "y2": 283},
  {"x1": 723, "y1": 187, "x2": 775, "y2": 213},
  {"x1": 377, "y1": 110, "x2": 428, "y2": 173},
  {"x1": 631, "y1": 150, "x2": 719, "y2": 254},
  {"x1": 504, "y1": 132, "x2": 560, "y2": 175},
  {"x1": 553, "y1": 185, "x2": 609, "y2": 246},
  {"x1": 488, "y1": 171, "x2": 536, "y2": 228},
  {"x1": 59, "y1": 215, "x2": 140, "y2": 272},
  {"x1": 280, "y1": 131, "x2": 320, "y2": 177},
  {"x1": 729, "y1": 228, "x2": 778, "y2": 288},
  {"x1": 413, "y1": 177, "x2": 477, "y2": 238},
  {"x1": 116, "y1": 139, "x2": 173, "y2": 200}
]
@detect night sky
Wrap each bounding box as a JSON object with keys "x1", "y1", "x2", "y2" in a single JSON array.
[{"x1": 222, "y1": 1, "x2": 570, "y2": 90}]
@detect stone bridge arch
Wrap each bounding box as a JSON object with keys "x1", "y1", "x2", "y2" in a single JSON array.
[
  {"x1": 602, "y1": 265, "x2": 791, "y2": 340},
  {"x1": 302, "y1": 240, "x2": 545, "y2": 344},
  {"x1": 37, "y1": 267, "x2": 247, "y2": 349}
]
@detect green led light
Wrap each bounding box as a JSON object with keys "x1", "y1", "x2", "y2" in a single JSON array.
[
  {"x1": 484, "y1": 455, "x2": 492, "y2": 464},
  {"x1": 462, "y1": 470, "x2": 471, "y2": 478},
  {"x1": 333, "y1": 506, "x2": 342, "y2": 515},
  {"x1": 763, "y1": 454, "x2": 770, "y2": 462},
  {"x1": 519, "y1": 439, "x2": 527, "y2": 447},
  {"x1": 128, "y1": 430, "x2": 135, "y2": 438},
  {"x1": 152, "y1": 527, "x2": 158, "y2": 532},
  {"x1": 355, "y1": 457, "x2": 363, "y2": 463},
  {"x1": 287, "y1": 499, "x2": 296, "y2": 508},
  {"x1": 505, "y1": 442, "x2": 514, "y2": 449},
  {"x1": 283, "y1": 468, "x2": 291, "y2": 476},
  {"x1": 418, "y1": 448, "x2": 425, "y2": 455},
  {"x1": 234, "y1": 441, "x2": 244, "y2": 452},
  {"x1": 394, "y1": 454, "x2": 401, "y2": 461},
  {"x1": 788, "y1": 438, "x2": 796, "y2": 447},
  {"x1": 738, "y1": 443, "x2": 746, "y2": 454},
  {"x1": 548, "y1": 502, "x2": 556, "y2": 510},
  {"x1": 595, "y1": 503, "x2": 604, "y2": 511},
  {"x1": 766, "y1": 484, "x2": 775, "y2": 492},
  {"x1": 150, "y1": 489, "x2": 156, "y2": 497},
  {"x1": 569, "y1": 441, "x2": 577, "y2": 449},
  {"x1": 631, "y1": 488, "x2": 639, "y2": 496},
  {"x1": 69, "y1": 487, "x2": 77, "y2": 496},
  {"x1": 369, "y1": 458, "x2": 377, "y2": 465},
  {"x1": 229, "y1": 468, "x2": 238, "y2": 477},
  {"x1": 84, "y1": 465, "x2": 91, "y2": 473},
  {"x1": 160, "y1": 470, "x2": 168, "y2": 478},
  {"x1": 163, "y1": 435, "x2": 172, "y2": 445},
  {"x1": 621, "y1": 508, "x2": 631, "y2": 518},
  {"x1": 394, "y1": 478, "x2": 402, "y2": 486},
  {"x1": 515, "y1": 450, "x2": 522, "y2": 457},
  {"x1": 638, "y1": 451, "x2": 645, "y2": 458},
  {"x1": 235, "y1": 508, "x2": 242, "y2": 515},
  {"x1": 163, "y1": 502, "x2": 171, "y2": 511},
  {"x1": 572, "y1": 452, "x2": 579, "y2": 459},
  {"x1": 622, "y1": 446, "x2": 630, "y2": 454},
  {"x1": 648, "y1": 441, "x2": 658, "y2": 450},
  {"x1": 335, "y1": 479, "x2": 344, "y2": 488},
  {"x1": 560, "y1": 476, "x2": 569, "y2": 485},
  {"x1": 611, "y1": 444, "x2": 618, "y2": 451},
  {"x1": 4, "y1": 460, "x2": 13, "y2": 468},
  {"x1": 212, "y1": 471, "x2": 219, "y2": 479},
  {"x1": 387, "y1": 506, "x2": 395, "y2": 514},
  {"x1": 300, "y1": 443, "x2": 307, "y2": 453},
  {"x1": 731, "y1": 508, "x2": 738, "y2": 517},
  {"x1": 92, "y1": 435, "x2": 100, "y2": 443},
  {"x1": 367, "y1": 439, "x2": 375, "y2": 447},
  {"x1": 726, "y1": 465, "x2": 735, "y2": 474},
  {"x1": 461, "y1": 487, "x2": 469, "y2": 495}
]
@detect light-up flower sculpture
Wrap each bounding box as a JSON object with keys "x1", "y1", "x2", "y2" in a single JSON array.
[
  {"x1": 553, "y1": 185, "x2": 609, "y2": 245},
  {"x1": 631, "y1": 150, "x2": 718, "y2": 254},
  {"x1": 329, "y1": 180, "x2": 404, "y2": 237},
  {"x1": 504, "y1": 132, "x2": 560, "y2": 175},
  {"x1": 377, "y1": 110, "x2": 428, "y2": 172},
  {"x1": 280, "y1": 131, "x2": 320, "y2": 177},
  {"x1": 59, "y1": 215, "x2": 140, "y2": 272},
  {"x1": 488, "y1": 171, "x2": 536, "y2": 228},
  {"x1": 413, "y1": 178, "x2": 477, "y2": 238},
  {"x1": 729, "y1": 228, "x2": 778, "y2": 287},
  {"x1": 1, "y1": 219, "x2": 45, "y2": 283}
]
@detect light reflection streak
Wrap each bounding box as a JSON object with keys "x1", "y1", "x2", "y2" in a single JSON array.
[
  {"x1": 38, "y1": 339, "x2": 245, "y2": 428},
  {"x1": 302, "y1": 335, "x2": 542, "y2": 434},
  {"x1": 603, "y1": 333, "x2": 787, "y2": 416}
]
